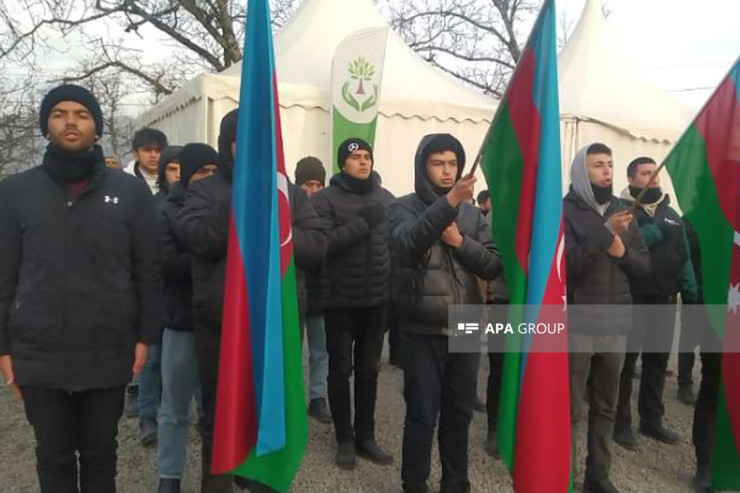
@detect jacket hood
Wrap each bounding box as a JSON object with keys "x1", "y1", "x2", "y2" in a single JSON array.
[
  {"x1": 157, "y1": 145, "x2": 183, "y2": 194},
  {"x1": 414, "y1": 133, "x2": 466, "y2": 204},
  {"x1": 570, "y1": 143, "x2": 612, "y2": 215}
]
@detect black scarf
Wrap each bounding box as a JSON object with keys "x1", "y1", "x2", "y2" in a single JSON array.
[
  {"x1": 42, "y1": 143, "x2": 104, "y2": 183},
  {"x1": 629, "y1": 186, "x2": 663, "y2": 205},
  {"x1": 591, "y1": 183, "x2": 613, "y2": 205},
  {"x1": 431, "y1": 184, "x2": 452, "y2": 198},
  {"x1": 340, "y1": 171, "x2": 373, "y2": 194}
]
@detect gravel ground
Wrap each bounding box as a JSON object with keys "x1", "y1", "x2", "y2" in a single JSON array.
[{"x1": 0, "y1": 344, "x2": 700, "y2": 492}]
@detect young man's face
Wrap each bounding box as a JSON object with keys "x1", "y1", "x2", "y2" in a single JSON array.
[
  {"x1": 164, "y1": 161, "x2": 180, "y2": 186},
  {"x1": 342, "y1": 150, "x2": 372, "y2": 179},
  {"x1": 46, "y1": 101, "x2": 97, "y2": 152},
  {"x1": 479, "y1": 198, "x2": 491, "y2": 213},
  {"x1": 188, "y1": 164, "x2": 219, "y2": 187},
  {"x1": 300, "y1": 180, "x2": 324, "y2": 198},
  {"x1": 585, "y1": 152, "x2": 613, "y2": 187},
  {"x1": 425, "y1": 150, "x2": 458, "y2": 189},
  {"x1": 133, "y1": 145, "x2": 163, "y2": 176},
  {"x1": 628, "y1": 162, "x2": 660, "y2": 188},
  {"x1": 104, "y1": 157, "x2": 120, "y2": 169}
]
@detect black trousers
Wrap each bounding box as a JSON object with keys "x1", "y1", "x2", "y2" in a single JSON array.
[
  {"x1": 401, "y1": 333, "x2": 479, "y2": 491},
  {"x1": 693, "y1": 351, "x2": 721, "y2": 467},
  {"x1": 678, "y1": 306, "x2": 704, "y2": 387},
  {"x1": 387, "y1": 306, "x2": 403, "y2": 365},
  {"x1": 486, "y1": 352, "x2": 504, "y2": 434},
  {"x1": 617, "y1": 295, "x2": 677, "y2": 429},
  {"x1": 195, "y1": 325, "x2": 233, "y2": 493},
  {"x1": 324, "y1": 306, "x2": 386, "y2": 444},
  {"x1": 21, "y1": 385, "x2": 125, "y2": 493}
]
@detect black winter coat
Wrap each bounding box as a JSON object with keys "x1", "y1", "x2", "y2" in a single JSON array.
[
  {"x1": 159, "y1": 183, "x2": 194, "y2": 332},
  {"x1": 178, "y1": 172, "x2": 231, "y2": 333},
  {"x1": 0, "y1": 163, "x2": 164, "y2": 391},
  {"x1": 289, "y1": 182, "x2": 328, "y2": 324},
  {"x1": 564, "y1": 191, "x2": 651, "y2": 335},
  {"x1": 312, "y1": 172, "x2": 395, "y2": 310},
  {"x1": 389, "y1": 135, "x2": 502, "y2": 336}
]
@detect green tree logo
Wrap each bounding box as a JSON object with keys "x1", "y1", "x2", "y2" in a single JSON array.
[{"x1": 342, "y1": 56, "x2": 379, "y2": 112}]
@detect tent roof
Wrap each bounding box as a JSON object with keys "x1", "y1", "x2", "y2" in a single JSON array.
[
  {"x1": 558, "y1": 0, "x2": 691, "y2": 141},
  {"x1": 140, "y1": 0, "x2": 497, "y2": 127}
]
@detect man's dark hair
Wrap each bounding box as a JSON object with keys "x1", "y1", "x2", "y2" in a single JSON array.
[
  {"x1": 586, "y1": 143, "x2": 612, "y2": 156},
  {"x1": 477, "y1": 190, "x2": 490, "y2": 204},
  {"x1": 132, "y1": 128, "x2": 168, "y2": 151},
  {"x1": 627, "y1": 156, "x2": 657, "y2": 178}
]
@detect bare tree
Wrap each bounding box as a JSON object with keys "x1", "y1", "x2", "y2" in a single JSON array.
[
  {"x1": 387, "y1": 0, "x2": 540, "y2": 97},
  {"x1": 0, "y1": 70, "x2": 45, "y2": 177}
]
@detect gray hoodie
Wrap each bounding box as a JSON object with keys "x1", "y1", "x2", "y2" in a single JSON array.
[{"x1": 570, "y1": 144, "x2": 608, "y2": 216}]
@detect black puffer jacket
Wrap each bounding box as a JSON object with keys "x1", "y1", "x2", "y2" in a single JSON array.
[
  {"x1": 159, "y1": 183, "x2": 193, "y2": 332},
  {"x1": 289, "y1": 182, "x2": 328, "y2": 324},
  {"x1": 389, "y1": 135, "x2": 502, "y2": 335},
  {"x1": 0, "y1": 158, "x2": 164, "y2": 391},
  {"x1": 312, "y1": 172, "x2": 395, "y2": 310},
  {"x1": 564, "y1": 190, "x2": 651, "y2": 335},
  {"x1": 178, "y1": 172, "x2": 230, "y2": 332}
]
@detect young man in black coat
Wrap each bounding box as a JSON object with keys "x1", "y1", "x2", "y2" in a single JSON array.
[
  {"x1": 389, "y1": 133, "x2": 502, "y2": 493},
  {"x1": 564, "y1": 143, "x2": 650, "y2": 493},
  {"x1": 127, "y1": 128, "x2": 169, "y2": 196},
  {"x1": 312, "y1": 138, "x2": 396, "y2": 470},
  {"x1": 157, "y1": 143, "x2": 218, "y2": 493},
  {"x1": 614, "y1": 156, "x2": 698, "y2": 450},
  {"x1": 0, "y1": 84, "x2": 164, "y2": 492}
]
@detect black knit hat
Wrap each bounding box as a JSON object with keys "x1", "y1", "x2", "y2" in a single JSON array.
[
  {"x1": 40, "y1": 84, "x2": 104, "y2": 137},
  {"x1": 179, "y1": 143, "x2": 219, "y2": 186},
  {"x1": 337, "y1": 138, "x2": 373, "y2": 170},
  {"x1": 295, "y1": 156, "x2": 326, "y2": 186}
]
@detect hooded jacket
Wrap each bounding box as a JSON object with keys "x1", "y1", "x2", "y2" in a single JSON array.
[
  {"x1": 619, "y1": 189, "x2": 697, "y2": 300},
  {"x1": 155, "y1": 146, "x2": 183, "y2": 203},
  {"x1": 388, "y1": 134, "x2": 502, "y2": 335},
  {"x1": 178, "y1": 118, "x2": 233, "y2": 333},
  {"x1": 564, "y1": 145, "x2": 651, "y2": 335},
  {"x1": 0, "y1": 157, "x2": 164, "y2": 390},
  {"x1": 158, "y1": 183, "x2": 194, "y2": 332},
  {"x1": 312, "y1": 171, "x2": 395, "y2": 309}
]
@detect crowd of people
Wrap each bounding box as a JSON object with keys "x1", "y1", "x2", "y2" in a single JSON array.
[{"x1": 0, "y1": 83, "x2": 722, "y2": 493}]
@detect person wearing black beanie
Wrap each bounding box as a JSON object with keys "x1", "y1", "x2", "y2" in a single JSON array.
[
  {"x1": 0, "y1": 84, "x2": 164, "y2": 492},
  {"x1": 311, "y1": 138, "x2": 395, "y2": 469},
  {"x1": 295, "y1": 156, "x2": 326, "y2": 198},
  {"x1": 179, "y1": 143, "x2": 219, "y2": 188}
]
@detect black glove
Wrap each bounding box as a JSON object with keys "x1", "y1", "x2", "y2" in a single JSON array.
[
  {"x1": 358, "y1": 203, "x2": 385, "y2": 229},
  {"x1": 637, "y1": 214, "x2": 653, "y2": 227}
]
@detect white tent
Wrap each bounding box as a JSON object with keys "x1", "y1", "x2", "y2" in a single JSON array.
[
  {"x1": 137, "y1": 0, "x2": 497, "y2": 196},
  {"x1": 558, "y1": 0, "x2": 692, "y2": 198}
]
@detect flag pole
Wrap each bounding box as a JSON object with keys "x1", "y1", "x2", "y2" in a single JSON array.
[{"x1": 628, "y1": 162, "x2": 665, "y2": 214}]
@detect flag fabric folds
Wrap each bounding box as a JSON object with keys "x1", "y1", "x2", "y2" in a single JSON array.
[
  {"x1": 211, "y1": 0, "x2": 307, "y2": 491},
  {"x1": 479, "y1": 0, "x2": 572, "y2": 491}
]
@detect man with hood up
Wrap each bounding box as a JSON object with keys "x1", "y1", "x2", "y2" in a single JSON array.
[
  {"x1": 312, "y1": 137, "x2": 396, "y2": 470},
  {"x1": 155, "y1": 146, "x2": 184, "y2": 203},
  {"x1": 179, "y1": 111, "x2": 237, "y2": 492},
  {"x1": 156, "y1": 143, "x2": 218, "y2": 493},
  {"x1": 564, "y1": 143, "x2": 650, "y2": 493},
  {"x1": 389, "y1": 133, "x2": 502, "y2": 493},
  {"x1": 614, "y1": 156, "x2": 698, "y2": 451}
]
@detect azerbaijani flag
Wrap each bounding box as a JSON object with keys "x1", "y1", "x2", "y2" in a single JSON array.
[
  {"x1": 663, "y1": 56, "x2": 740, "y2": 490},
  {"x1": 478, "y1": 0, "x2": 571, "y2": 491},
  {"x1": 211, "y1": 0, "x2": 306, "y2": 490}
]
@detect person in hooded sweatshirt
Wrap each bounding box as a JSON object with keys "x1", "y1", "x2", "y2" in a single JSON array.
[
  {"x1": 135, "y1": 145, "x2": 187, "y2": 448},
  {"x1": 388, "y1": 134, "x2": 502, "y2": 493},
  {"x1": 179, "y1": 111, "x2": 237, "y2": 493},
  {"x1": 613, "y1": 156, "x2": 698, "y2": 452},
  {"x1": 564, "y1": 143, "x2": 650, "y2": 493},
  {"x1": 156, "y1": 143, "x2": 218, "y2": 493},
  {"x1": 311, "y1": 137, "x2": 396, "y2": 470},
  {"x1": 0, "y1": 84, "x2": 164, "y2": 492}
]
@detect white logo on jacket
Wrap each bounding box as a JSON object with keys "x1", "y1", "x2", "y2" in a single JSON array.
[{"x1": 104, "y1": 195, "x2": 119, "y2": 205}]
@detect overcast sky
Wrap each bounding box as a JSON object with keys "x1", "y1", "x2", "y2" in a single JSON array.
[{"x1": 25, "y1": 0, "x2": 740, "y2": 116}]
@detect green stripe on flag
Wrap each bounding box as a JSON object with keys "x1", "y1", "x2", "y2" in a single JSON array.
[{"x1": 236, "y1": 258, "x2": 307, "y2": 492}]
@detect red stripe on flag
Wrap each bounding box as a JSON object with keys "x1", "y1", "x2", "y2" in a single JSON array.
[
  {"x1": 212, "y1": 215, "x2": 258, "y2": 473},
  {"x1": 506, "y1": 48, "x2": 542, "y2": 272},
  {"x1": 722, "y1": 241, "x2": 740, "y2": 452},
  {"x1": 695, "y1": 77, "x2": 740, "y2": 230},
  {"x1": 513, "y1": 225, "x2": 570, "y2": 492}
]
